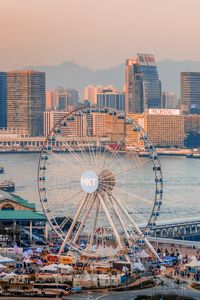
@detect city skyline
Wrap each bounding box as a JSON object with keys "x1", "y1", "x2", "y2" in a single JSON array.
[{"x1": 1, "y1": 0, "x2": 200, "y2": 70}]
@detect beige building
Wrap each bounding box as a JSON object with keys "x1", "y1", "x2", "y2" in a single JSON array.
[
  {"x1": 44, "y1": 111, "x2": 125, "y2": 144},
  {"x1": 145, "y1": 109, "x2": 184, "y2": 148},
  {"x1": 44, "y1": 111, "x2": 86, "y2": 137},
  {"x1": 92, "y1": 113, "x2": 125, "y2": 142}
]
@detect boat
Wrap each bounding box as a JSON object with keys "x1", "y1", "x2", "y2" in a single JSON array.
[
  {"x1": 0, "y1": 167, "x2": 4, "y2": 174},
  {"x1": 0, "y1": 180, "x2": 15, "y2": 192}
]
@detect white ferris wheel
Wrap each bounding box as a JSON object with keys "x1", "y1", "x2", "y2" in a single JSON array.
[{"x1": 38, "y1": 106, "x2": 163, "y2": 261}]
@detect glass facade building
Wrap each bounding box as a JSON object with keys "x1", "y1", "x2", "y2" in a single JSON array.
[
  {"x1": 7, "y1": 70, "x2": 45, "y2": 136},
  {"x1": 97, "y1": 89, "x2": 125, "y2": 111},
  {"x1": 125, "y1": 53, "x2": 161, "y2": 113},
  {"x1": 181, "y1": 72, "x2": 200, "y2": 114},
  {"x1": 0, "y1": 72, "x2": 7, "y2": 128}
]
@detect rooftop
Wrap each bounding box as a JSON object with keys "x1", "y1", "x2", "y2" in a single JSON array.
[
  {"x1": 0, "y1": 210, "x2": 46, "y2": 220},
  {"x1": 0, "y1": 191, "x2": 35, "y2": 210}
]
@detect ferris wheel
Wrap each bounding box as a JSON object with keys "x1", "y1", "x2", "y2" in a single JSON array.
[{"x1": 38, "y1": 106, "x2": 163, "y2": 260}]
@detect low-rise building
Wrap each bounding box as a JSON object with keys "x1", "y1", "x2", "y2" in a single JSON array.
[{"x1": 0, "y1": 191, "x2": 47, "y2": 246}]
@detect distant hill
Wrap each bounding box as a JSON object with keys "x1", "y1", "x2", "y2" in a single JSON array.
[{"x1": 25, "y1": 60, "x2": 200, "y2": 97}]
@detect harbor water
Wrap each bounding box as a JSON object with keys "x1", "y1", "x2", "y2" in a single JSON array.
[{"x1": 0, "y1": 153, "x2": 199, "y2": 222}]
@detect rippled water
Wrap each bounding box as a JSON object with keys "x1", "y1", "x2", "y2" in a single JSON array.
[{"x1": 0, "y1": 153, "x2": 199, "y2": 222}]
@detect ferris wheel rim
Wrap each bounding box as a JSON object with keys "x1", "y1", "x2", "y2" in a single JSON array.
[{"x1": 37, "y1": 105, "x2": 163, "y2": 258}]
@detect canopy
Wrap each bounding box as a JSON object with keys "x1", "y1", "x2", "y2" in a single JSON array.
[
  {"x1": 40, "y1": 264, "x2": 58, "y2": 272},
  {"x1": 5, "y1": 272, "x2": 16, "y2": 278},
  {"x1": 185, "y1": 259, "x2": 200, "y2": 268},
  {"x1": 0, "y1": 255, "x2": 14, "y2": 263},
  {"x1": 0, "y1": 264, "x2": 6, "y2": 269},
  {"x1": 57, "y1": 263, "x2": 73, "y2": 271}
]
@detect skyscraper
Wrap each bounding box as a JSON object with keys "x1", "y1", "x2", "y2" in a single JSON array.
[
  {"x1": 97, "y1": 88, "x2": 125, "y2": 111},
  {"x1": 7, "y1": 70, "x2": 45, "y2": 136},
  {"x1": 125, "y1": 53, "x2": 161, "y2": 113},
  {"x1": 0, "y1": 72, "x2": 7, "y2": 128},
  {"x1": 181, "y1": 72, "x2": 200, "y2": 114}
]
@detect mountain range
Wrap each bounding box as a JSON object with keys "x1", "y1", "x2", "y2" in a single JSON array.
[{"x1": 25, "y1": 60, "x2": 200, "y2": 98}]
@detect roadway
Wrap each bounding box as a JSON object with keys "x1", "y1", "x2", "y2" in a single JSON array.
[{"x1": 65, "y1": 277, "x2": 200, "y2": 300}]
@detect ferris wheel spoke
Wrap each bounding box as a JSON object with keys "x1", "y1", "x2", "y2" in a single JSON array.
[
  {"x1": 123, "y1": 203, "x2": 148, "y2": 224},
  {"x1": 59, "y1": 188, "x2": 84, "y2": 204},
  {"x1": 44, "y1": 149, "x2": 84, "y2": 173},
  {"x1": 85, "y1": 116, "x2": 99, "y2": 171},
  {"x1": 101, "y1": 129, "x2": 126, "y2": 172},
  {"x1": 59, "y1": 193, "x2": 90, "y2": 254},
  {"x1": 58, "y1": 135, "x2": 89, "y2": 170},
  {"x1": 99, "y1": 158, "x2": 151, "y2": 185},
  {"x1": 117, "y1": 158, "x2": 151, "y2": 177},
  {"x1": 100, "y1": 179, "x2": 153, "y2": 185},
  {"x1": 114, "y1": 186, "x2": 153, "y2": 206},
  {"x1": 66, "y1": 120, "x2": 92, "y2": 169}
]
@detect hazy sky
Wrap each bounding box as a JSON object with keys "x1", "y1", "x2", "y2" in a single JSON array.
[{"x1": 0, "y1": 0, "x2": 200, "y2": 70}]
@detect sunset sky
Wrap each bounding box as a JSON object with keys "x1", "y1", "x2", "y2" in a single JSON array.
[{"x1": 0, "y1": 0, "x2": 200, "y2": 70}]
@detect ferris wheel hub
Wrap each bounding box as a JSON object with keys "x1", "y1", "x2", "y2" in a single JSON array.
[
  {"x1": 98, "y1": 169, "x2": 116, "y2": 192},
  {"x1": 80, "y1": 170, "x2": 99, "y2": 193}
]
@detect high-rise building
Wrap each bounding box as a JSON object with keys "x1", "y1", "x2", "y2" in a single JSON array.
[
  {"x1": 7, "y1": 70, "x2": 45, "y2": 136},
  {"x1": 125, "y1": 53, "x2": 161, "y2": 113},
  {"x1": 97, "y1": 88, "x2": 125, "y2": 111},
  {"x1": 161, "y1": 92, "x2": 179, "y2": 109},
  {"x1": 181, "y1": 72, "x2": 200, "y2": 114},
  {"x1": 46, "y1": 90, "x2": 58, "y2": 111},
  {"x1": 0, "y1": 72, "x2": 7, "y2": 128},
  {"x1": 46, "y1": 87, "x2": 79, "y2": 112},
  {"x1": 66, "y1": 88, "x2": 79, "y2": 107}
]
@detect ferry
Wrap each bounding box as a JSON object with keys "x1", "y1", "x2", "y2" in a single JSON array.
[
  {"x1": 0, "y1": 167, "x2": 4, "y2": 174},
  {"x1": 0, "y1": 181, "x2": 15, "y2": 192}
]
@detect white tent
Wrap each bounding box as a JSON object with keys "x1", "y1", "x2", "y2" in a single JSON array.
[
  {"x1": 0, "y1": 264, "x2": 6, "y2": 269},
  {"x1": 185, "y1": 259, "x2": 200, "y2": 268},
  {"x1": 136, "y1": 250, "x2": 150, "y2": 258},
  {"x1": 5, "y1": 272, "x2": 16, "y2": 278},
  {"x1": 23, "y1": 258, "x2": 34, "y2": 264},
  {"x1": 57, "y1": 263, "x2": 72, "y2": 270},
  {"x1": 40, "y1": 264, "x2": 58, "y2": 272},
  {"x1": 160, "y1": 265, "x2": 167, "y2": 271},
  {"x1": 57, "y1": 263, "x2": 73, "y2": 272},
  {"x1": 132, "y1": 262, "x2": 145, "y2": 271},
  {"x1": 0, "y1": 255, "x2": 14, "y2": 263}
]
